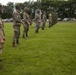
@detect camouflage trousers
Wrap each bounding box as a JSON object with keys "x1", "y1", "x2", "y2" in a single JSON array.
[
  {"x1": 13, "y1": 26, "x2": 20, "y2": 44},
  {"x1": 23, "y1": 24, "x2": 29, "y2": 37},
  {"x1": 0, "y1": 29, "x2": 5, "y2": 55},
  {"x1": 41, "y1": 21, "x2": 46, "y2": 30},
  {"x1": 49, "y1": 20, "x2": 52, "y2": 27},
  {"x1": 35, "y1": 21, "x2": 41, "y2": 33}
]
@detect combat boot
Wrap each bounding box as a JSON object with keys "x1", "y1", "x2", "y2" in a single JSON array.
[
  {"x1": 13, "y1": 42, "x2": 16, "y2": 47},
  {"x1": 17, "y1": 40, "x2": 20, "y2": 44},
  {"x1": 42, "y1": 28, "x2": 44, "y2": 30},
  {"x1": 23, "y1": 35, "x2": 25, "y2": 38},
  {"x1": 35, "y1": 30, "x2": 38, "y2": 33},
  {"x1": 26, "y1": 32, "x2": 28, "y2": 37}
]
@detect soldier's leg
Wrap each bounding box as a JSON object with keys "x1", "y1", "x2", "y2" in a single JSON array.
[
  {"x1": 16, "y1": 28, "x2": 20, "y2": 44},
  {"x1": 38, "y1": 22, "x2": 41, "y2": 32},
  {"x1": 0, "y1": 43, "x2": 3, "y2": 61},
  {"x1": 0, "y1": 49, "x2": 2, "y2": 56},
  {"x1": 23, "y1": 30, "x2": 25, "y2": 38},
  {"x1": 42, "y1": 22, "x2": 45, "y2": 30},
  {"x1": 2, "y1": 28, "x2": 5, "y2": 36},
  {"x1": 13, "y1": 30, "x2": 17, "y2": 47},
  {"x1": 49, "y1": 21, "x2": 50, "y2": 28},
  {"x1": 35, "y1": 26, "x2": 39, "y2": 33},
  {"x1": 49, "y1": 21, "x2": 52, "y2": 28},
  {"x1": 26, "y1": 25, "x2": 29, "y2": 37},
  {"x1": 0, "y1": 49, "x2": 2, "y2": 61},
  {"x1": 42, "y1": 23, "x2": 44, "y2": 30}
]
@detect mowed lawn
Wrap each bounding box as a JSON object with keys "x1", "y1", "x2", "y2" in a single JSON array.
[{"x1": 0, "y1": 21, "x2": 76, "y2": 75}]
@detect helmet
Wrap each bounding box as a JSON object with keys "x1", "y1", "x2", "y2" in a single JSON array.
[
  {"x1": 15, "y1": 3, "x2": 20, "y2": 10},
  {"x1": 24, "y1": 7, "x2": 29, "y2": 13}
]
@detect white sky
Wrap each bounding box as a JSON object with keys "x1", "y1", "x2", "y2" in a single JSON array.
[{"x1": 0, "y1": 0, "x2": 36, "y2": 5}]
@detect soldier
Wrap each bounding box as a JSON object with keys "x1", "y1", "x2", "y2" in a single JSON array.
[
  {"x1": 22, "y1": 7, "x2": 31, "y2": 38},
  {"x1": 48, "y1": 12, "x2": 52, "y2": 28},
  {"x1": 41, "y1": 11, "x2": 47, "y2": 30},
  {"x1": 12, "y1": 3, "x2": 21, "y2": 47},
  {"x1": 34, "y1": 9, "x2": 41, "y2": 33},
  {"x1": 53, "y1": 11, "x2": 58, "y2": 25},
  {"x1": 0, "y1": 3, "x2": 5, "y2": 61},
  {"x1": 50, "y1": 11, "x2": 58, "y2": 26}
]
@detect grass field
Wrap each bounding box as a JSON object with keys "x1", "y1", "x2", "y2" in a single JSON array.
[{"x1": 0, "y1": 21, "x2": 76, "y2": 75}]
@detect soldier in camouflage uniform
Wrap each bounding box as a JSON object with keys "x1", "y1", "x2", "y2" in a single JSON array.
[
  {"x1": 22, "y1": 7, "x2": 31, "y2": 38},
  {"x1": 34, "y1": 9, "x2": 41, "y2": 33},
  {"x1": 0, "y1": 3, "x2": 5, "y2": 60},
  {"x1": 12, "y1": 3, "x2": 21, "y2": 47},
  {"x1": 52, "y1": 11, "x2": 58, "y2": 25},
  {"x1": 48, "y1": 12, "x2": 52, "y2": 28},
  {"x1": 41, "y1": 11, "x2": 47, "y2": 30},
  {"x1": 49, "y1": 11, "x2": 58, "y2": 27}
]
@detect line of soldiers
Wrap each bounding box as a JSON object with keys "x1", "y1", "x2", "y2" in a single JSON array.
[
  {"x1": 12, "y1": 4, "x2": 31, "y2": 47},
  {"x1": 0, "y1": 3, "x2": 58, "y2": 60}
]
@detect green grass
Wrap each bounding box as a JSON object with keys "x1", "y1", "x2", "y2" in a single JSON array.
[{"x1": 0, "y1": 21, "x2": 76, "y2": 75}]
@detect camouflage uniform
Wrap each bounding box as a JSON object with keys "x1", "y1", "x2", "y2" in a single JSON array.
[
  {"x1": 12, "y1": 4, "x2": 21, "y2": 47},
  {"x1": 51, "y1": 11, "x2": 58, "y2": 26},
  {"x1": 0, "y1": 3, "x2": 5, "y2": 58},
  {"x1": 34, "y1": 9, "x2": 41, "y2": 33},
  {"x1": 22, "y1": 7, "x2": 31, "y2": 38},
  {"x1": 48, "y1": 12, "x2": 52, "y2": 28},
  {"x1": 41, "y1": 11, "x2": 47, "y2": 30}
]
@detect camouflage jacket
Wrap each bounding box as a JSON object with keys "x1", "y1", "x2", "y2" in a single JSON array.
[
  {"x1": 0, "y1": 17, "x2": 5, "y2": 44},
  {"x1": 23, "y1": 12, "x2": 31, "y2": 25},
  {"x1": 35, "y1": 13, "x2": 41, "y2": 22},
  {"x1": 42, "y1": 14, "x2": 47, "y2": 22},
  {"x1": 49, "y1": 13, "x2": 52, "y2": 22},
  {"x1": 12, "y1": 11, "x2": 21, "y2": 26}
]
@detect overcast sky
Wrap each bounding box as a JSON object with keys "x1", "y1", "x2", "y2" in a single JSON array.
[{"x1": 0, "y1": 0, "x2": 36, "y2": 5}]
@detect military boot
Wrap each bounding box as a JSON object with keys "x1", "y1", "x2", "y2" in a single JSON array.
[
  {"x1": 23, "y1": 35, "x2": 25, "y2": 38},
  {"x1": 13, "y1": 42, "x2": 16, "y2": 47},
  {"x1": 17, "y1": 40, "x2": 19, "y2": 44},
  {"x1": 26, "y1": 32, "x2": 28, "y2": 37},
  {"x1": 35, "y1": 30, "x2": 38, "y2": 33},
  {"x1": 42, "y1": 27, "x2": 44, "y2": 30}
]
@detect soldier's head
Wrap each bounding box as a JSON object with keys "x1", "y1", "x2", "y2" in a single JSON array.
[
  {"x1": 43, "y1": 11, "x2": 46, "y2": 14},
  {"x1": 15, "y1": 3, "x2": 21, "y2": 12},
  {"x1": 0, "y1": 3, "x2": 3, "y2": 16},
  {"x1": 36, "y1": 9, "x2": 40, "y2": 14},
  {"x1": 24, "y1": 7, "x2": 29, "y2": 13}
]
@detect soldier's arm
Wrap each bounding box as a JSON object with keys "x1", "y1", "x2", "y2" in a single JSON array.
[
  {"x1": 34, "y1": 14, "x2": 39, "y2": 21},
  {"x1": 27, "y1": 15, "x2": 31, "y2": 24},
  {"x1": 23, "y1": 13, "x2": 30, "y2": 25}
]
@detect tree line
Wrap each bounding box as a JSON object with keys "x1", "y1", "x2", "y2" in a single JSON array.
[{"x1": 2, "y1": 0, "x2": 76, "y2": 19}]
